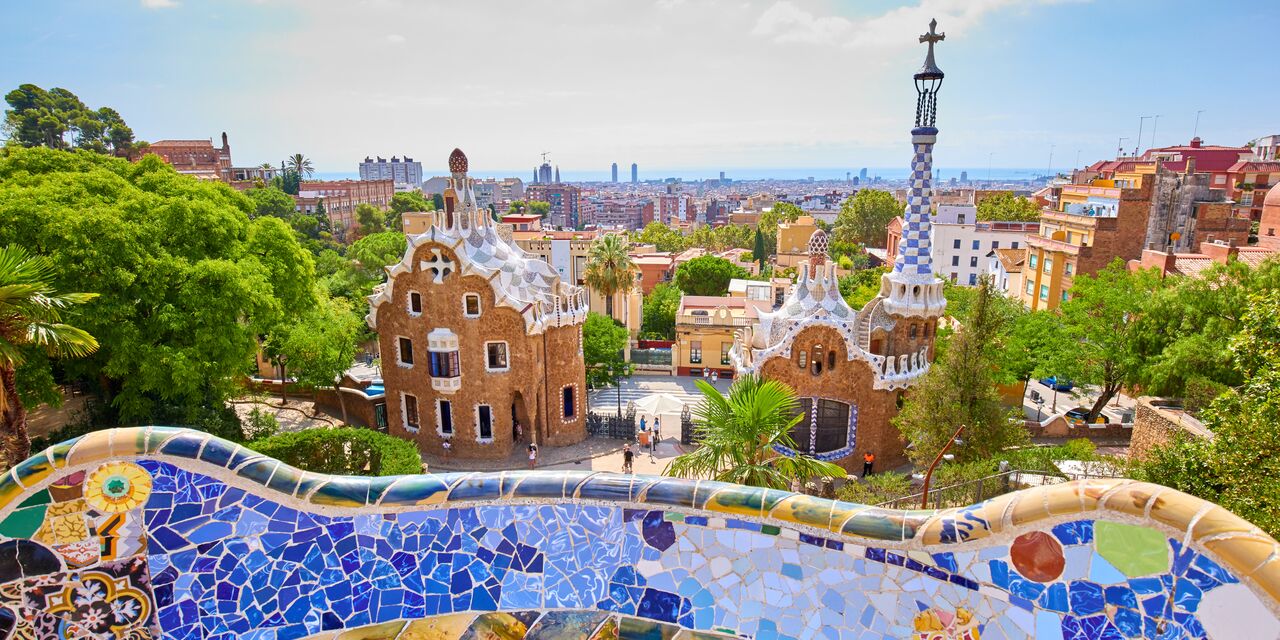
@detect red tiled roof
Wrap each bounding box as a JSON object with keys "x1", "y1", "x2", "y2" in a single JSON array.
[
  {"x1": 149, "y1": 140, "x2": 216, "y2": 148},
  {"x1": 1225, "y1": 161, "x2": 1280, "y2": 173}
]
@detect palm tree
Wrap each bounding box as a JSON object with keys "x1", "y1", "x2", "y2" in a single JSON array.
[
  {"x1": 0, "y1": 246, "x2": 99, "y2": 468},
  {"x1": 287, "y1": 153, "x2": 315, "y2": 179},
  {"x1": 666, "y1": 375, "x2": 846, "y2": 489},
  {"x1": 583, "y1": 234, "x2": 637, "y2": 319}
]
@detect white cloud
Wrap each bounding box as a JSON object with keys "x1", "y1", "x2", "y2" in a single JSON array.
[
  {"x1": 752, "y1": 0, "x2": 1081, "y2": 49},
  {"x1": 140, "y1": 0, "x2": 178, "y2": 8},
  {"x1": 385, "y1": 34, "x2": 406, "y2": 45}
]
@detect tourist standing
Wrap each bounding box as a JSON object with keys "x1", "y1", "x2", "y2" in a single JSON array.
[
  {"x1": 862, "y1": 451, "x2": 875, "y2": 478},
  {"x1": 622, "y1": 443, "x2": 634, "y2": 473},
  {"x1": 528, "y1": 443, "x2": 538, "y2": 469}
]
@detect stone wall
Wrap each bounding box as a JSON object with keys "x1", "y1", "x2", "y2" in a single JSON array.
[
  {"x1": 1, "y1": 427, "x2": 1278, "y2": 639},
  {"x1": 1130, "y1": 396, "x2": 1213, "y2": 460}
]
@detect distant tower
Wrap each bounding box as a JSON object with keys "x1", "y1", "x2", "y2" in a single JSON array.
[
  {"x1": 631, "y1": 163, "x2": 638, "y2": 184},
  {"x1": 555, "y1": 166, "x2": 560, "y2": 183},
  {"x1": 880, "y1": 18, "x2": 947, "y2": 318},
  {"x1": 611, "y1": 163, "x2": 618, "y2": 182},
  {"x1": 846, "y1": 171, "x2": 851, "y2": 182},
  {"x1": 859, "y1": 167, "x2": 868, "y2": 181},
  {"x1": 533, "y1": 168, "x2": 539, "y2": 183},
  {"x1": 720, "y1": 171, "x2": 726, "y2": 182},
  {"x1": 960, "y1": 170, "x2": 968, "y2": 182}
]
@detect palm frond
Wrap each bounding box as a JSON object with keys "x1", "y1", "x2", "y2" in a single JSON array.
[{"x1": 25, "y1": 322, "x2": 100, "y2": 358}]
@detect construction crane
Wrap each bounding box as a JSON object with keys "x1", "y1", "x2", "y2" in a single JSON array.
[{"x1": 540, "y1": 151, "x2": 551, "y2": 164}]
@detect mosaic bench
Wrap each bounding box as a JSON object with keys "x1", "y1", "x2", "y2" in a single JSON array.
[{"x1": 0, "y1": 427, "x2": 1276, "y2": 639}]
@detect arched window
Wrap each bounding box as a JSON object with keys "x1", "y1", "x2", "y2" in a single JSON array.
[
  {"x1": 797, "y1": 350, "x2": 807, "y2": 369},
  {"x1": 909, "y1": 324, "x2": 918, "y2": 339},
  {"x1": 811, "y1": 345, "x2": 824, "y2": 375},
  {"x1": 788, "y1": 399, "x2": 851, "y2": 455},
  {"x1": 827, "y1": 349, "x2": 836, "y2": 370}
]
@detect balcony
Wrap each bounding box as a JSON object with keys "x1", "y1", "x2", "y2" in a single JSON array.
[
  {"x1": 677, "y1": 314, "x2": 753, "y2": 327},
  {"x1": 432, "y1": 377, "x2": 462, "y2": 394}
]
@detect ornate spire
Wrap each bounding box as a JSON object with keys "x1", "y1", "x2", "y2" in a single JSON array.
[
  {"x1": 807, "y1": 229, "x2": 829, "y2": 270},
  {"x1": 880, "y1": 19, "x2": 946, "y2": 318}
]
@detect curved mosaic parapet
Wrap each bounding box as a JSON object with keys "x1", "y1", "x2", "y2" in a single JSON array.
[{"x1": 0, "y1": 427, "x2": 1277, "y2": 639}]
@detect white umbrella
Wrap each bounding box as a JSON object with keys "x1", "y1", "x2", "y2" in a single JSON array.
[{"x1": 633, "y1": 393, "x2": 686, "y2": 417}]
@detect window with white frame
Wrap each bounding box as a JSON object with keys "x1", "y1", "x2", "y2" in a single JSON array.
[
  {"x1": 437, "y1": 399, "x2": 453, "y2": 435},
  {"x1": 403, "y1": 393, "x2": 420, "y2": 432},
  {"x1": 463, "y1": 293, "x2": 481, "y2": 317},
  {"x1": 689, "y1": 340, "x2": 702, "y2": 364},
  {"x1": 485, "y1": 341, "x2": 509, "y2": 371},
  {"x1": 476, "y1": 404, "x2": 493, "y2": 441},
  {"x1": 408, "y1": 291, "x2": 422, "y2": 315},
  {"x1": 1026, "y1": 280, "x2": 1035, "y2": 295},
  {"x1": 397, "y1": 337, "x2": 414, "y2": 367}
]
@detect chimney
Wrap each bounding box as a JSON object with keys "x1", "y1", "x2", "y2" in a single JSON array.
[
  {"x1": 1185, "y1": 156, "x2": 1196, "y2": 176},
  {"x1": 1190, "y1": 137, "x2": 1202, "y2": 149},
  {"x1": 220, "y1": 132, "x2": 229, "y2": 150}
]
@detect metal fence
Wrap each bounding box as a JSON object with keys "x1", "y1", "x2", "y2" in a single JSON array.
[
  {"x1": 586, "y1": 408, "x2": 637, "y2": 440},
  {"x1": 630, "y1": 348, "x2": 673, "y2": 367},
  {"x1": 680, "y1": 406, "x2": 696, "y2": 445},
  {"x1": 875, "y1": 466, "x2": 1125, "y2": 510}
]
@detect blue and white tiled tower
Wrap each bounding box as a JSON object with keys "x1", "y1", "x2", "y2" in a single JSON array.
[{"x1": 881, "y1": 19, "x2": 948, "y2": 318}]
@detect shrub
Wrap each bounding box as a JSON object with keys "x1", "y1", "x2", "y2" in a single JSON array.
[
  {"x1": 837, "y1": 472, "x2": 913, "y2": 505},
  {"x1": 248, "y1": 427, "x2": 422, "y2": 476}
]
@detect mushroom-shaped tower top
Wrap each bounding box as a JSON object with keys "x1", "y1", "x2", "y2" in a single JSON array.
[
  {"x1": 808, "y1": 228, "x2": 830, "y2": 262},
  {"x1": 448, "y1": 148, "x2": 468, "y2": 174}
]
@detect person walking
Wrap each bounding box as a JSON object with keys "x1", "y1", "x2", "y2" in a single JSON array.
[
  {"x1": 622, "y1": 443, "x2": 634, "y2": 474},
  {"x1": 639, "y1": 415, "x2": 647, "y2": 434},
  {"x1": 653, "y1": 417, "x2": 661, "y2": 451},
  {"x1": 528, "y1": 443, "x2": 538, "y2": 470},
  {"x1": 862, "y1": 451, "x2": 875, "y2": 478}
]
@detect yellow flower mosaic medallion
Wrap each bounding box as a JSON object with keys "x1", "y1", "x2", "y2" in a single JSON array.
[{"x1": 84, "y1": 462, "x2": 152, "y2": 513}]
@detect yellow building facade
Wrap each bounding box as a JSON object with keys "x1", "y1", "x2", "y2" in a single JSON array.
[{"x1": 674, "y1": 296, "x2": 770, "y2": 377}]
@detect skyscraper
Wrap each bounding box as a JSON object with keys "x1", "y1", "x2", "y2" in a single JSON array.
[
  {"x1": 611, "y1": 163, "x2": 618, "y2": 182},
  {"x1": 554, "y1": 166, "x2": 560, "y2": 183},
  {"x1": 631, "y1": 163, "x2": 638, "y2": 184},
  {"x1": 859, "y1": 167, "x2": 868, "y2": 182},
  {"x1": 537, "y1": 162, "x2": 553, "y2": 185}
]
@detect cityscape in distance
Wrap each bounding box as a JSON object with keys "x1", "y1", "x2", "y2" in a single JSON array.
[{"x1": 2, "y1": 2, "x2": 1280, "y2": 640}]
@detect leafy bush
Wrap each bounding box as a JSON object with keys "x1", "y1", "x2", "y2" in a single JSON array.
[
  {"x1": 836, "y1": 472, "x2": 913, "y2": 505},
  {"x1": 248, "y1": 427, "x2": 422, "y2": 476}
]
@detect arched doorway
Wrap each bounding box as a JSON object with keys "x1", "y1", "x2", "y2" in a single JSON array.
[{"x1": 511, "y1": 391, "x2": 532, "y2": 445}]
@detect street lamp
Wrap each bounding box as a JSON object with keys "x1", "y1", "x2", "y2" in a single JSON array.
[{"x1": 920, "y1": 424, "x2": 966, "y2": 509}]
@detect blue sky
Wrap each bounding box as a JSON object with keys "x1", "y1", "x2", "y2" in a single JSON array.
[{"x1": 3, "y1": 1, "x2": 1277, "y2": 178}]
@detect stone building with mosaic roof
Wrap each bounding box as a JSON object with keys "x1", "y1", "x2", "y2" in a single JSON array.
[
  {"x1": 368, "y1": 149, "x2": 590, "y2": 460},
  {"x1": 729, "y1": 22, "x2": 949, "y2": 472}
]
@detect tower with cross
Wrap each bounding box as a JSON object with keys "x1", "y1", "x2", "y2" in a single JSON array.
[{"x1": 880, "y1": 18, "x2": 947, "y2": 319}]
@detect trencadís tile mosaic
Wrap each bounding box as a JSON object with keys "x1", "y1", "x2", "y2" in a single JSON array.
[{"x1": 0, "y1": 427, "x2": 1277, "y2": 639}]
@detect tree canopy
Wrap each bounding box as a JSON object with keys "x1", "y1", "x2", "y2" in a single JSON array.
[
  {"x1": 1041, "y1": 260, "x2": 1167, "y2": 421},
  {"x1": 387, "y1": 191, "x2": 434, "y2": 230},
  {"x1": 833, "y1": 189, "x2": 901, "y2": 248},
  {"x1": 0, "y1": 147, "x2": 318, "y2": 424},
  {"x1": 583, "y1": 312, "x2": 632, "y2": 390},
  {"x1": 633, "y1": 222, "x2": 689, "y2": 253},
  {"x1": 1127, "y1": 291, "x2": 1280, "y2": 538},
  {"x1": 3, "y1": 84, "x2": 139, "y2": 156},
  {"x1": 894, "y1": 276, "x2": 1028, "y2": 464},
  {"x1": 640, "y1": 283, "x2": 681, "y2": 340},
  {"x1": 976, "y1": 192, "x2": 1041, "y2": 222},
  {"x1": 584, "y1": 234, "x2": 637, "y2": 318},
  {"x1": 673, "y1": 255, "x2": 748, "y2": 297},
  {"x1": 838, "y1": 266, "x2": 887, "y2": 310}
]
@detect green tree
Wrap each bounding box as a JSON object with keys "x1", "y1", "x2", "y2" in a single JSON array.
[
  {"x1": 3, "y1": 84, "x2": 138, "y2": 156},
  {"x1": 1044, "y1": 260, "x2": 1167, "y2": 421},
  {"x1": 583, "y1": 312, "x2": 633, "y2": 413},
  {"x1": 1135, "y1": 258, "x2": 1280, "y2": 396},
  {"x1": 431, "y1": 193, "x2": 445, "y2": 210},
  {"x1": 528, "y1": 201, "x2": 551, "y2": 218},
  {"x1": 833, "y1": 189, "x2": 901, "y2": 248},
  {"x1": 640, "y1": 283, "x2": 682, "y2": 340},
  {"x1": 0, "y1": 246, "x2": 100, "y2": 467},
  {"x1": 348, "y1": 231, "x2": 407, "y2": 279},
  {"x1": 838, "y1": 266, "x2": 887, "y2": 310},
  {"x1": 1128, "y1": 291, "x2": 1280, "y2": 537},
  {"x1": 666, "y1": 375, "x2": 846, "y2": 488},
  {"x1": 286, "y1": 153, "x2": 315, "y2": 179},
  {"x1": 387, "y1": 191, "x2": 433, "y2": 231},
  {"x1": 757, "y1": 202, "x2": 804, "y2": 237},
  {"x1": 633, "y1": 222, "x2": 688, "y2": 253},
  {"x1": 356, "y1": 203, "x2": 386, "y2": 235},
  {"x1": 265, "y1": 294, "x2": 361, "y2": 406},
  {"x1": 752, "y1": 228, "x2": 766, "y2": 271},
  {"x1": 584, "y1": 234, "x2": 637, "y2": 318},
  {"x1": 0, "y1": 148, "x2": 318, "y2": 425},
  {"x1": 894, "y1": 275, "x2": 1027, "y2": 465},
  {"x1": 976, "y1": 192, "x2": 1040, "y2": 222},
  {"x1": 673, "y1": 255, "x2": 747, "y2": 297},
  {"x1": 245, "y1": 186, "x2": 297, "y2": 220},
  {"x1": 993, "y1": 310, "x2": 1062, "y2": 397},
  {"x1": 507, "y1": 200, "x2": 528, "y2": 214}
]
